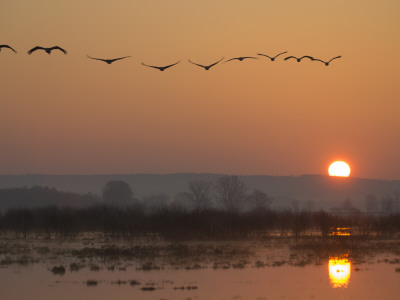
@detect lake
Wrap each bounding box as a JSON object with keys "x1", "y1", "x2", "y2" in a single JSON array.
[{"x1": 0, "y1": 234, "x2": 399, "y2": 299}]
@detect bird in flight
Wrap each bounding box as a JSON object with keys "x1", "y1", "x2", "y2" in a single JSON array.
[
  {"x1": 225, "y1": 56, "x2": 258, "y2": 63},
  {"x1": 312, "y1": 56, "x2": 342, "y2": 66},
  {"x1": 27, "y1": 46, "x2": 67, "y2": 55},
  {"x1": 188, "y1": 57, "x2": 224, "y2": 70},
  {"x1": 257, "y1": 51, "x2": 287, "y2": 61},
  {"x1": 141, "y1": 61, "x2": 180, "y2": 71},
  {"x1": 0, "y1": 45, "x2": 17, "y2": 53},
  {"x1": 87, "y1": 55, "x2": 131, "y2": 64},
  {"x1": 284, "y1": 55, "x2": 314, "y2": 62}
]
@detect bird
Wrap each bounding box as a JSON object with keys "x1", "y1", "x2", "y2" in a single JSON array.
[
  {"x1": 87, "y1": 55, "x2": 131, "y2": 64},
  {"x1": 257, "y1": 51, "x2": 287, "y2": 61},
  {"x1": 0, "y1": 45, "x2": 17, "y2": 53},
  {"x1": 27, "y1": 46, "x2": 67, "y2": 55},
  {"x1": 141, "y1": 61, "x2": 180, "y2": 71},
  {"x1": 284, "y1": 55, "x2": 314, "y2": 62},
  {"x1": 188, "y1": 57, "x2": 224, "y2": 70},
  {"x1": 312, "y1": 56, "x2": 342, "y2": 66},
  {"x1": 225, "y1": 56, "x2": 258, "y2": 63}
]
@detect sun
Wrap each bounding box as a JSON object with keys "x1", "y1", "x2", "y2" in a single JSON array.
[{"x1": 328, "y1": 161, "x2": 351, "y2": 177}]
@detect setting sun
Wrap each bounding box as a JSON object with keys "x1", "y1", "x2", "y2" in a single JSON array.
[{"x1": 328, "y1": 161, "x2": 351, "y2": 177}]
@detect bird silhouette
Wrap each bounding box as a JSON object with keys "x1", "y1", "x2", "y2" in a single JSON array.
[
  {"x1": 257, "y1": 51, "x2": 287, "y2": 61},
  {"x1": 0, "y1": 45, "x2": 17, "y2": 53},
  {"x1": 27, "y1": 46, "x2": 67, "y2": 55},
  {"x1": 141, "y1": 61, "x2": 180, "y2": 71},
  {"x1": 188, "y1": 57, "x2": 224, "y2": 70},
  {"x1": 312, "y1": 56, "x2": 342, "y2": 66},
  {"x1": 284, "y1": 55, "x2": 313, "y2": 62},
  {"x1": 225, "y1": 56, "x2": 258, "y2": 63},
  {"x1": 87, "y1": 55, "x2": 131, "y2": 64}
]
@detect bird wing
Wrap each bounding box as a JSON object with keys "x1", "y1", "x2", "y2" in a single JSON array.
[
  {"x1": 141, "y1": 62, "x2": 160, "y2": 69},
  {"x1": 273, "y1": 51, "x2": 288, "y2": 58},
  {"x1": 27, "y1": 46, "x2": 44, "y2": 54},
  {"x1": 242, "y1": 56, "x2": 258, "y2": 59},
  {"x1": 224, "y1": 57, "x2": 238, "y2": 62},
  {"x1": 50, "y1": 46, "x2": 68, "y2": 54},
  {"x1": 0, "y1": 45, "x2": 17, "y2": 53},
  {"x1": 208, "y1": 57, "x2": 224, "y2": 67},
  {"x1": 300, "y1": 55, "x2": 314, "y2": 60},
  {"x1": 87, "y1": 55, "x2": 107, "y2": 62},
  {"x1": 328, "y1": 56, "x2": 341, "y2": 62},
  {"x1": 257, "y1": 53, "x2": 272, "y2": 59},
  {"x1": 311, "y1": 58, "x2": 325, "y2": 63},
  {"x1": 188, "y1": 60, "x2": 206, "y2": 68},
  {"x1": 110, "y1": 56, "x2": 131, "y2": 62},
  {"x1": 163, "y1": 61, "x2": 180, "y2": 69},
  {"x1": 284, "y1": 56, "x2": 296, "y2": 60}
]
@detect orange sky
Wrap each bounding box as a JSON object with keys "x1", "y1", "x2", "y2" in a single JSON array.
[{"x1": 1, "y1": 0, "x2": 399, "y2": 179}]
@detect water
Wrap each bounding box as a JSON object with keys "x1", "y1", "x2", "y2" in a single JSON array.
[{"x1": 0, "y1": 237, "x2": 399, "y2": 300}]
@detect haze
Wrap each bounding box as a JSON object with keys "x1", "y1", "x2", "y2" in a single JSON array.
[{"x1": 1, "y1": 0, "x2": 399, "y2": 179}]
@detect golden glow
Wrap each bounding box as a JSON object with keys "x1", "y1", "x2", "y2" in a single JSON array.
[
  {"x1": 329, "y1": 227, "x2": 351, "y2": 237},
  {"x1": 328, "y1": 161, "x2": 351, "y2": 177},
  {"x1": 329, "y1": 256, "x2": 351, "y2": 288}
]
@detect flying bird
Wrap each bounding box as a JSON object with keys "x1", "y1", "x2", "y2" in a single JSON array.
[
  {"x1": 312, "y1": 56, "x2": 342, "y2": 66},
  {"x1": 0, "y1": 45, "x2": 17, "y2": 53},
  {"x1": 188, "y1": 57, "x2": 224, "y2": 70},
  {"x1": 87, "y1": 55, "x2": 131, "y2": 64},
  {"x1": 225, "y1": 56, "x2": 258, "y2": 63},
  {"x1": 257, "y1": 51, "x2": 287, "y2": 61},
  {"x1": 284, "y1": 55, "x2": 314, "y2": 62},
  {"x1": 27, "y1": 46, "x2": 67, "y2": 55},
  {"x1": 141, "y1": 61, "x2": 180, "y2": 71}
]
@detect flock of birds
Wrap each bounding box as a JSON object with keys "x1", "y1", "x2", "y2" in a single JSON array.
[{"x1": 0, "y1": 45, "x2": 342, "y2": 70}]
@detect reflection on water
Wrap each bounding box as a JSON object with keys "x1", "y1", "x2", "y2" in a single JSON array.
[
  {"x1": 329, "y1": 227, "x2": 351, "y2": 236},
  {"x1": 329, "y1": 255, "x2": 351, "y2": 288}
]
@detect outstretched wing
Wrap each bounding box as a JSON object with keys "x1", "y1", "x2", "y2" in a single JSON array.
[
  {"x1": 328, "y1": 55, "x2": 341, "y2": 63},
  {"x1": 242, "y1": 56, "x2": 258, "y2": 59},
  {"x1": 257, "y1": 53, "x2": 272, "y2": 60},
  {"x1": 141, "y1": 62, "x2": 160, "y2": 69},
  {"x1": 225, "y1": 57, "x2": 238, "y2": 63},
  {"x1": 273, "y1": 51, "x2": 288, "y2": 58},
  {"x1": 284, "y1": 56, "x2": 296, "y2": 61},
  {"x1": 50, "y1": 46, "x2": 68, "y2": 54},
  {"x1": 87, "y1": 55, "x2": 107, "y2": 62},
  {"x1": 311, "y1": 58, "x2": 325, "y2": 63},
  {"x1": 27, "y1": 46, "x2": 44, "y2": 55},
  {"x1": 163, "y1": 61, "x2": 180, "y2": 69},
  {"x1": 207, "y1": 57, "x2": 224, "y2": 68},
  {"x1": 188, "y1": 60, "x2": 206, "y2": 68},
  {"x1": 0, "y1": 45, "x2": 17, "y2": 53},
  {"x1": 110, "y1": 56, "x2": 131, "y2": 62}
]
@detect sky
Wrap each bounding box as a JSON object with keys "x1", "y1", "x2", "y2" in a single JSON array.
[{"x1": 0, "y1": 0, "x2": 399, "y2": 179}]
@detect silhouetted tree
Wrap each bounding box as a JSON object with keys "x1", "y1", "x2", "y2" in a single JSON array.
[
  {"x1": 246, "y1": 189, "x2": 271, "y2": 212},
  {"x1": 215, "y1": 176, "x2": 247, "y2": 213},
  {"x1": 102, "y1": 181, "x2": 134, "y2": 207},
  {"x1": 141, "y1": 193, "x2": 170, "y2": 214},
  {"x1": 188, "y1": 180, "x2": 213, "y2": 211}
]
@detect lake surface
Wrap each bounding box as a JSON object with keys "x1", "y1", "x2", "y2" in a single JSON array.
[{"x1": 0, "y1": 235, "x2": 399, "y2": 300}]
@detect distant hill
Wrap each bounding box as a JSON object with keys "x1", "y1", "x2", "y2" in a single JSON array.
[{"x1": 0, "y1": 174, "x2": 399, "y2": 210}]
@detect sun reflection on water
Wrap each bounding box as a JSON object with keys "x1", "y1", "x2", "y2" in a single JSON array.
[{"x1": 329, "y1": 255, "x2": 351, "y2": 288}]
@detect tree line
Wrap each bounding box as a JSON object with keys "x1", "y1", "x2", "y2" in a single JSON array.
[{"x1": 0, "y1": 176, "x2": 399, "y2": 239}]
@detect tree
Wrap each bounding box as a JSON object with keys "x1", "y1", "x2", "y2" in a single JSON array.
[
  {"x1": 188, "y1": 180, "x2": 213, "y2": 211},
  {"x1": 102, "y1": 181, "x2": 134, "y2": 207},
  {"x1": 246, "y1": 189, "x2": 271, "y2": 212},
  {"x1": 215, "y1": 175, "x2": 247, "y2": 213}
]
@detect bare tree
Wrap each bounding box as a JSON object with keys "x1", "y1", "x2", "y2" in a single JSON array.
[
  {"x1": 188, "y1": 180, "x2": 213, "y2": 211},
  {"x1": 215, "y1": 176, "x2": 247, "y2": 213}
]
